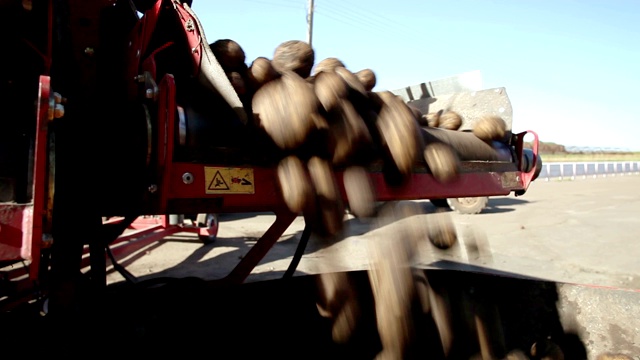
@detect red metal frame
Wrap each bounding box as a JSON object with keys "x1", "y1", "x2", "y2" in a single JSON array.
[
  {"x1": 1, "y1": 0, "x2": 541, "y2": 308},
  {"x1": 156, "y1": 164, "x2": 536, "y2": 285},
  {"x1": 29, "y1": 76, "x2": 52, "y2": 279},
  {"x1": 157, "y1": 74, "x2": 176, "y2": 214},
  {"x1": 0, "y1": 76, "x2": 53, "y2": 310},
  {"x1": 519, "y1": 130, "x2": 540, "y2": 187},
  {"x1": 153, "y1": 132, "x2": 539, "y2": 285},
  {"x1": 77, "y1": 215, "x2": 219, "y2": 271},
  {"x1": 0, "y1": 205, "x2": 33, "y2": 266},
  {"x1": 0, "y1": 75, "x2": 51, "y2": 272}
]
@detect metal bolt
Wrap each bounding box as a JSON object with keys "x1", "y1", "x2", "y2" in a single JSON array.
[
  {"x1": 145, "y1": 88, "x2": 154, "y2": 99},
  {"x1": 182, "y1": 172, "x2": 194, "y2": 184},
  {"x1": 148, "y1": 184, "x2": 158, "y2": 193}
]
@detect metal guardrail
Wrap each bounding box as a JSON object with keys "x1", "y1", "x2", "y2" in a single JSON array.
[{"x1": 538, "y1": 161, "x2": 640, "y2": 181}]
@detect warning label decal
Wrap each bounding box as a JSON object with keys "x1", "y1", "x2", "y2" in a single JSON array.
[{"x1": 204, "y1": 167, "x2": 255, "y2": 194}]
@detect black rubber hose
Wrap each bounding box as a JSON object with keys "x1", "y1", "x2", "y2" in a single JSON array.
[
  {"x1": 105, "y1": 245, "x2": 138, "y2": 285},
  {"x1": 283, "y1": 225, "x2": 313, "y2": 278}
]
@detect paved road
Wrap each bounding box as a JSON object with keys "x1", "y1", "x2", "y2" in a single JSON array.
[{"x1": 107, "y1": 174, "x2": 640, "y2": 291}]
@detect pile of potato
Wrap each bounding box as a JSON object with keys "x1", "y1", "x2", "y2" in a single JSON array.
[{"x1": 210, "y1": 38, "x2": 507, "y2": 237}]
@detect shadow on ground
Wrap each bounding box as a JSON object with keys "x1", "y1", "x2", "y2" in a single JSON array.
[
  {"x1": 0, "y1": 269, "x2": 589, "y2": 359},
  {"x1": 483, "y1": 197, "x2": 532, "y2": 214}
]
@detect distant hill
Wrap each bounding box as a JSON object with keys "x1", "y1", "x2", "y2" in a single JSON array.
[
  {"x1": 524, "y1": 141, "x2": 635, "y2": 155},
  {"x1": 524, "y1": 141, "x2": 566, "y2": 154}
]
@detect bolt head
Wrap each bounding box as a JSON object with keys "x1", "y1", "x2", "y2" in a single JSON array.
[{"x1": 182, "y1": 173, "x2": 194, "y2": 184}]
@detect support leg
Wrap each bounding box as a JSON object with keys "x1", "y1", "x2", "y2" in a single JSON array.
[{"x1": 224, "y1": 210, "x2": 297, "y2": 284}]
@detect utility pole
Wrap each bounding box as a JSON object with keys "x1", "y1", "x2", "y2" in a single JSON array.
[{"x1": 307, "y1": 0, "x2": 315, "y2": 47}]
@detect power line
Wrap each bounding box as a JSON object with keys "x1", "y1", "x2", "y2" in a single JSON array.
[
  {"x1": 313, "y1": 6, "x2": 407, "y2": 40},
  {"x1": 232, "y1": 0, "x2": 305, "y2": 11},
  {"x1": 315, "y1": 4, "x2": 395, "y2": 34},
  {"x1": 315, "y1": 2, "x2": 382, "y2": 29},
  {"x1": 313, "y1": 9, "x2": 384, "y2": 37},
  {"x1": 321, "y1": 0, "x2": 421, "y2": 34},
  {"x1": 213, "y1": 1, "x2": 418, "y2": 45}
]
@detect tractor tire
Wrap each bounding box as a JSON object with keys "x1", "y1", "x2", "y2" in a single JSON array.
[
  {"x1": 446, "y1": 197, "x2": 489, "y2": 215},
  {"x1": 429, "y1": 198, "x2": 450, "y2": 209}
]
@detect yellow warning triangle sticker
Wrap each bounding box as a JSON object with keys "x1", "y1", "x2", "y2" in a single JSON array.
[{"x1": 207, "y1": 171, "x2": 230, "y2": 191}]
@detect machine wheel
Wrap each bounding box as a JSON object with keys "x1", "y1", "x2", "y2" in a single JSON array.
[
  {"x1": 446, "y1": 197, "x2": 489, "y2": 215},
  {"x1": 197, "y1": 213, "x2": 219, "y2": 244},
  {"x1": 429, "y1": 198, "x2": 450, "y2": 209}
]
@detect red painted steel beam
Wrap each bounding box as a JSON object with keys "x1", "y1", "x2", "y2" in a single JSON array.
[
  {"x1": 166, "y1": 162, "x2": 526, "y2": 214},
  {"x1": 223, "y1": 210, "x2": 298, "y2": 284}
]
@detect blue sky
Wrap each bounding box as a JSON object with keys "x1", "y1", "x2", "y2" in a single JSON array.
[{"x1": 192, "y1": 0, "x2": 640, "y2": 151}]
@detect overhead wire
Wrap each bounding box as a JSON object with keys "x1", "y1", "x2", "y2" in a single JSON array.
[
  {"x1": 312, "y1": 0, "x2": 422, "y2": 41},
  {"x1": 313, "y1": 5, "x2": 405, "y2": 40},
  {"x1": 215, "y1": 0, "x2": 420, "y2": 41},
  {"x1": 232, "y1": 0, "x2": 305, "y2": 11},
  {"x1": 322, "y1": 0, "x2": 421, "y2": 34}
]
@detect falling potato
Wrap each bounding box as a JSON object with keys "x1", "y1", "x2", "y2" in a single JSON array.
[
  {"x1": 307, "y1": 156, "x2": 345, "y2": 237},
  {"x1": 210, "y1": 39, "x2": 246, "y2": 71},
  {"x1": 334, "y1": 66, "x2": 367, "y2": 96},
  {"x1": 427, "y1": 211, "x2": 458, "y2": 250},
  {"x1": 355, "y1": 68, "x2": 376, "y2": 91},
  {"x1": 315, "y1": 272, "x2": 360, "y2": 344},
  {"x1": 313, "y1": 57, "x2": 346, "y2": 75},
  {"x1": 272, "y1": 39, "x2": 315, "y2": 78},
  {"x1": 314, "y1": 70, "x2": 349, "y2": 112},
  {"x1": 251, "y1": 71, "x2": 319, "y2": 150},
  {"x1": 422, "y1": 109, "x2": 443, "y2": 127},
  {"x1": 375, "y1": 89, "x2": 398, "y2": 104},
  {"x1": 376, "y1": 92, "x2": 422, "y2": 176},
  {"x1": 343, "y1": 166, "x2": 376, "y2": 218},
  {"x1": 438, "y1": 111, "x2": 463, "y2": 131},
  {"x1": 473, "y1": 115, "x2": 507, "y2": 143},
  {"x1": 246, "y1": 56, "x2": 280, "y2": 90},
  {"x1": 276, "y1": 155, "x2": 313, "y2": 213},
  {"x1": 367, "y1": 234, "x2": 417, "y2": 359},
  {"x1": 226, "y1": 71, "x2": 246, "y2": 96},
  {"x1": 423, "y1": 142, "x2": 460, "y2": 184},
  {"x1": 328, "y1": 99, "x2": 374, "y2": 166}
]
